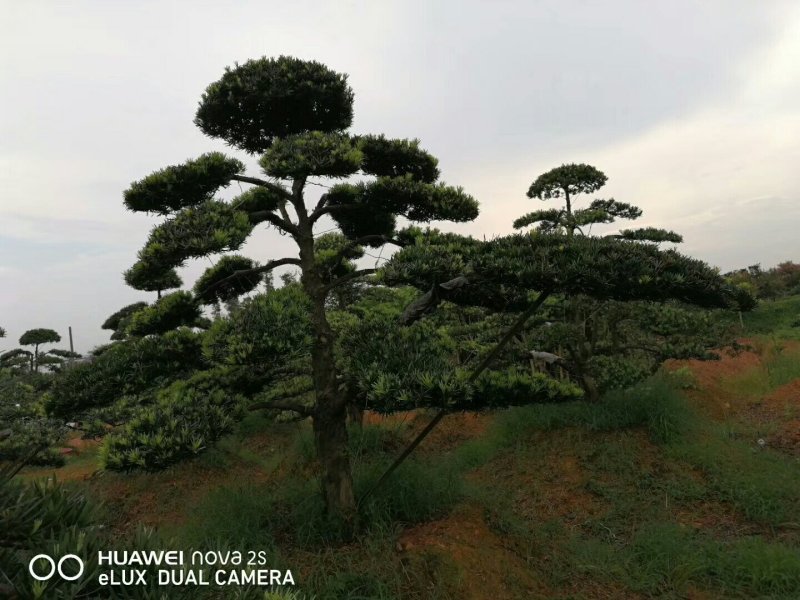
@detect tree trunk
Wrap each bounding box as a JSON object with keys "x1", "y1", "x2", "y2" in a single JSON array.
[
  {"x1": 305, "y1": 277, "x2": 357, "y2": 527},
  {"x1": 347, "y1": 402, "x2": 364, "y2": 427},
  {"x1": 313, "y1": 395, "x2": 356, "y2": 525},
  {"x1": 580, "y1": 372, "x2": 601, "y2": 403},
  {"x1": 294, "y1": 177, "x2": 356, "y2": 528}
]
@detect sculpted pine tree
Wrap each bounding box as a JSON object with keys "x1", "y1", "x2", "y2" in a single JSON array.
[
  {"x1": 509, "y1": 163, "x2": 694, "y2": 400},
  {"x1": 123, "y1": 264, "x2": 182, "y2": 299},
  {"x1": 515, "y1": 163, "x2": 682, "y2": 243},
  {"x1": 18, "y1": 329, "x2": 61, "y2": 373},
  {"x1": 123, "y1": 56, "x2": 478, "y2": 522},
  {"x1": 363, "y1": 224, "x2": 742, "y2": 497}
]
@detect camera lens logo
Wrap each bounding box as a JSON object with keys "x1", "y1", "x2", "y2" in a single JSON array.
[{"x1": 28, "y1": 554, "x2": 84, "y2": 581}]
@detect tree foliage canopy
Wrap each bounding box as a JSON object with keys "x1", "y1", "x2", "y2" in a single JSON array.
[
  {"x1": 125, "y1": 291, "x2": 201, "y2": 337},
  {"x1": 527, "y1": 163, "x2": 608, "y2": 200},
  {"x1": 194, "y1": 56, "x2": 355, "y2": 154},
  {"x1": 101, "y1": 302, "x2": 149, "y2": 340},
  {"x1": 124, "y1": 152, "x2": 244, "y2": 214},
  {"x1": 193, "y1": 255, "x2": 264, "y2": 304},
  {"x1": 382, "y1": 231, "x2": 736, "y2": 311},
  {"x1": 124, "y1": 261, "x2": 182, "y2": 294},
  {"x1": 19, "y1": 329, "x2": 60, "y2": 347}
]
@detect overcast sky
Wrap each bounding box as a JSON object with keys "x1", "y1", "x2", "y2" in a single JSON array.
[{"x1": 2, "y1": 1, "x2": 798, "y2": 353}]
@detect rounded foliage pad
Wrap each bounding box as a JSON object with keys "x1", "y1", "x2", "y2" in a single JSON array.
[
  {"x1": 194, "y1": 255, "x2": 263, "y2": 304},
  {"x1": 195, "y1": 56, "x2": 354, "y2": 154},
  {"x1": 527, "y1": 163, "x2": 608, "y2": 199},
  {"x1": 124, "y1": 152, "x2": 243, "y2": 214}
]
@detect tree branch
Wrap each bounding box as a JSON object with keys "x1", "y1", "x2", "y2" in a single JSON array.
[
  {"x1": 248, "y1": 400, "x2": 312, "y2": 416},
  {"x1": 326, "y1": 235, "x2": 404, "y2": 273},
  {"x1": 231, "y1": 174, "x2": 292, "y2": 200},
  {"x1": 248, "y1": 211, "x2": 300, "y2": 237},
  {"x1": 358, "y1": 289, "x2": 553, "y2": 506},
  {"x1": 322, "y1": 268, "x2": 376, "y2": 294},
  {"x1": 313, "y1": 192, "x2": 329, "y2": 214},
  {"x1": 198, "y1": 257, "x2": 301, "y2": 298},
  {"x1": 399, "y1": 276, "x2": 471, "y2": 325},
  {"x1": 309, "y1": 203, "x2": 361, "y2": 223},
  {"x1": 347, "y1": 234, "x2": 404, "y2": 249}
]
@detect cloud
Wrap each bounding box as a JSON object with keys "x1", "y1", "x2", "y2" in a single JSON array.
[
  {"x1": 446, "y1": 5, "x2": 800, "y2": 272},
  {"x1": 1, "y1": 1, "x2": 798, "y2": 351}
]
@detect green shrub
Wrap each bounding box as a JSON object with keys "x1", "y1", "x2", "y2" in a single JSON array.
[
  {"x1": 589, "y1": 354, "x2": 652, "y2": 392},
  {"x1": 0, "y1": 375, "x2": 65, "y2": 465},
  {"x1": 203, "y1": 285, "x2": 312, "y2": 367},
  {"x1": 126, "y1": 291, "x2": 201, "y2": 336},
  {"x1": 46, "y1": 328, "x2": 205, "y2": 417},
  {"x1": 472, "y1": 368, "x2": 583, "y2": 407},
  {"x1": 101, "y1": 373, "x2": 245, "y2": 471}
]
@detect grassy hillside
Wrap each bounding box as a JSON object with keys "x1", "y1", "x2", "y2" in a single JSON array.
[{"x1": 21, "y1": 297, "x2": 800, "y2": 599}]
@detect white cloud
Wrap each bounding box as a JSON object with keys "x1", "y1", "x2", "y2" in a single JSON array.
[
  {"x1": 448, "y1": 6, "x2": 800, "y2": 272},
  {"x1": 1, "y1": 1, "x2": 798, "y2": 350}
]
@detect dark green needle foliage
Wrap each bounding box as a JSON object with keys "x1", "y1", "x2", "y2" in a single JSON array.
[
  {"x1": 229, "y1": 185, "x2": 285, "y2": 213},
  {"x1": 382, "y1": 231, "x2": 735, "y2": 311},
  {"x1": 100, "y1": 374, "x2": 245, "y2": 471},
  {"x1": 123, "y1": 261, "x2": 182, "y2": 297},
  {"x1": 125, "y1": 291, "x2": 202, "y2": 337},
  {"x1": 0, "y1": 348, "x2": 33, "y2": 372},
  {"x1": 19, "y1": 328, "x2": 60, "y2": 348},
  {"x1": 194, "y1": 56, "x2": 355, "y2": 153},
  {"x1": 615, "y1": 226, "x2": 683, "y2": 243},
  {"x1": 516, "y1": 163, "x2": 681, "y2": 243},
  {"x1": 202, "y1": 285, "x2": 312, "y2": 369},
  {"x1": 357, "y1": 134, "x2": 440, "y2": 182},
  {"x1": 260, "y1": 131, "x2": 362, "y2": 179},
  {"x1": 101, "y1": 301, "x2": 148, "y2": 340},
  {"x1": 136, "y1": 200, "x2": 254, "y2": 269},
  {"x1": 0, "y1": 376, "x2": 65, "y2": 465},
  {"x1": 382, "y1": 160, "x2": 752, "y2": 406},
  {"x1": 313, "y1": 232, "x2": 364, "y2": 282},
  {"x1": 124, "y1": 152, "x2": 244, "y2": 214},
  {"x1": 193, "y1": 255, "x2": 263, "y2": 304},
  {"x1": 337, "y1": 311, "x2": 582, "y2": 414},
  {"x1": 382, "y1": 228, "x2": 743, "y2": 402},
  {"x1": 327, "y1": 176, "x2": 478, "y2": 244},
  {"x1": 503, "y1": 164, "x2": 747, "y2": 399},
  {"x1": 527, "y1": 163, "x2": 607, "y2": 200},
  {"x1": 46, "y1": 328, "x2": 205, "y2": 418}
]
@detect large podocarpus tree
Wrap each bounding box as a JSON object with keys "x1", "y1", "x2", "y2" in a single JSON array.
[
  {"x1": 123, "y1": 56, "x2": 478, "y2": 523},
  {"x1": 509, "y1": 163, "x2": 749, "y2": 400}
]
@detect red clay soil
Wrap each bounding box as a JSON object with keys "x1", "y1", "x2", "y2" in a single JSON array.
[
  {"x1": 670, "y1": 343, "x2": 762, "y2": 418},
  {"x1": 475, "y1": 447, "x2": 606, "y2": 530},
  {"x1": 397, "y1": 505, "x2": 550, "y2": 600},
  {"x1": 64, "y1": 435, "x2": 100, "y2": 452},
  {"x1": 364, "y1": 409, "x2": 492, "y2": 452},
  {"x1": 673, "y1": 499, "x2": 764, "y2": 538},
  {"x1": 69, "y1": 426, "x2": 299, "y2": 535},
  {"x1": 759, "y1": 380, "x2": 800, "y2": 456},
  {"x1": 673, "y1": 339, "x2": 800, "y2": 455}
]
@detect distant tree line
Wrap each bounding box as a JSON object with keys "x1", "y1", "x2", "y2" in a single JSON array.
[{"x1": 726, "y1": 262, "x2": 800, "y2": 300}]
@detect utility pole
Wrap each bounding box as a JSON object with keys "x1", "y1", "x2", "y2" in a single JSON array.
[{"x1": 68, "y1": 326, "x2": 75, "y2": 362}]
